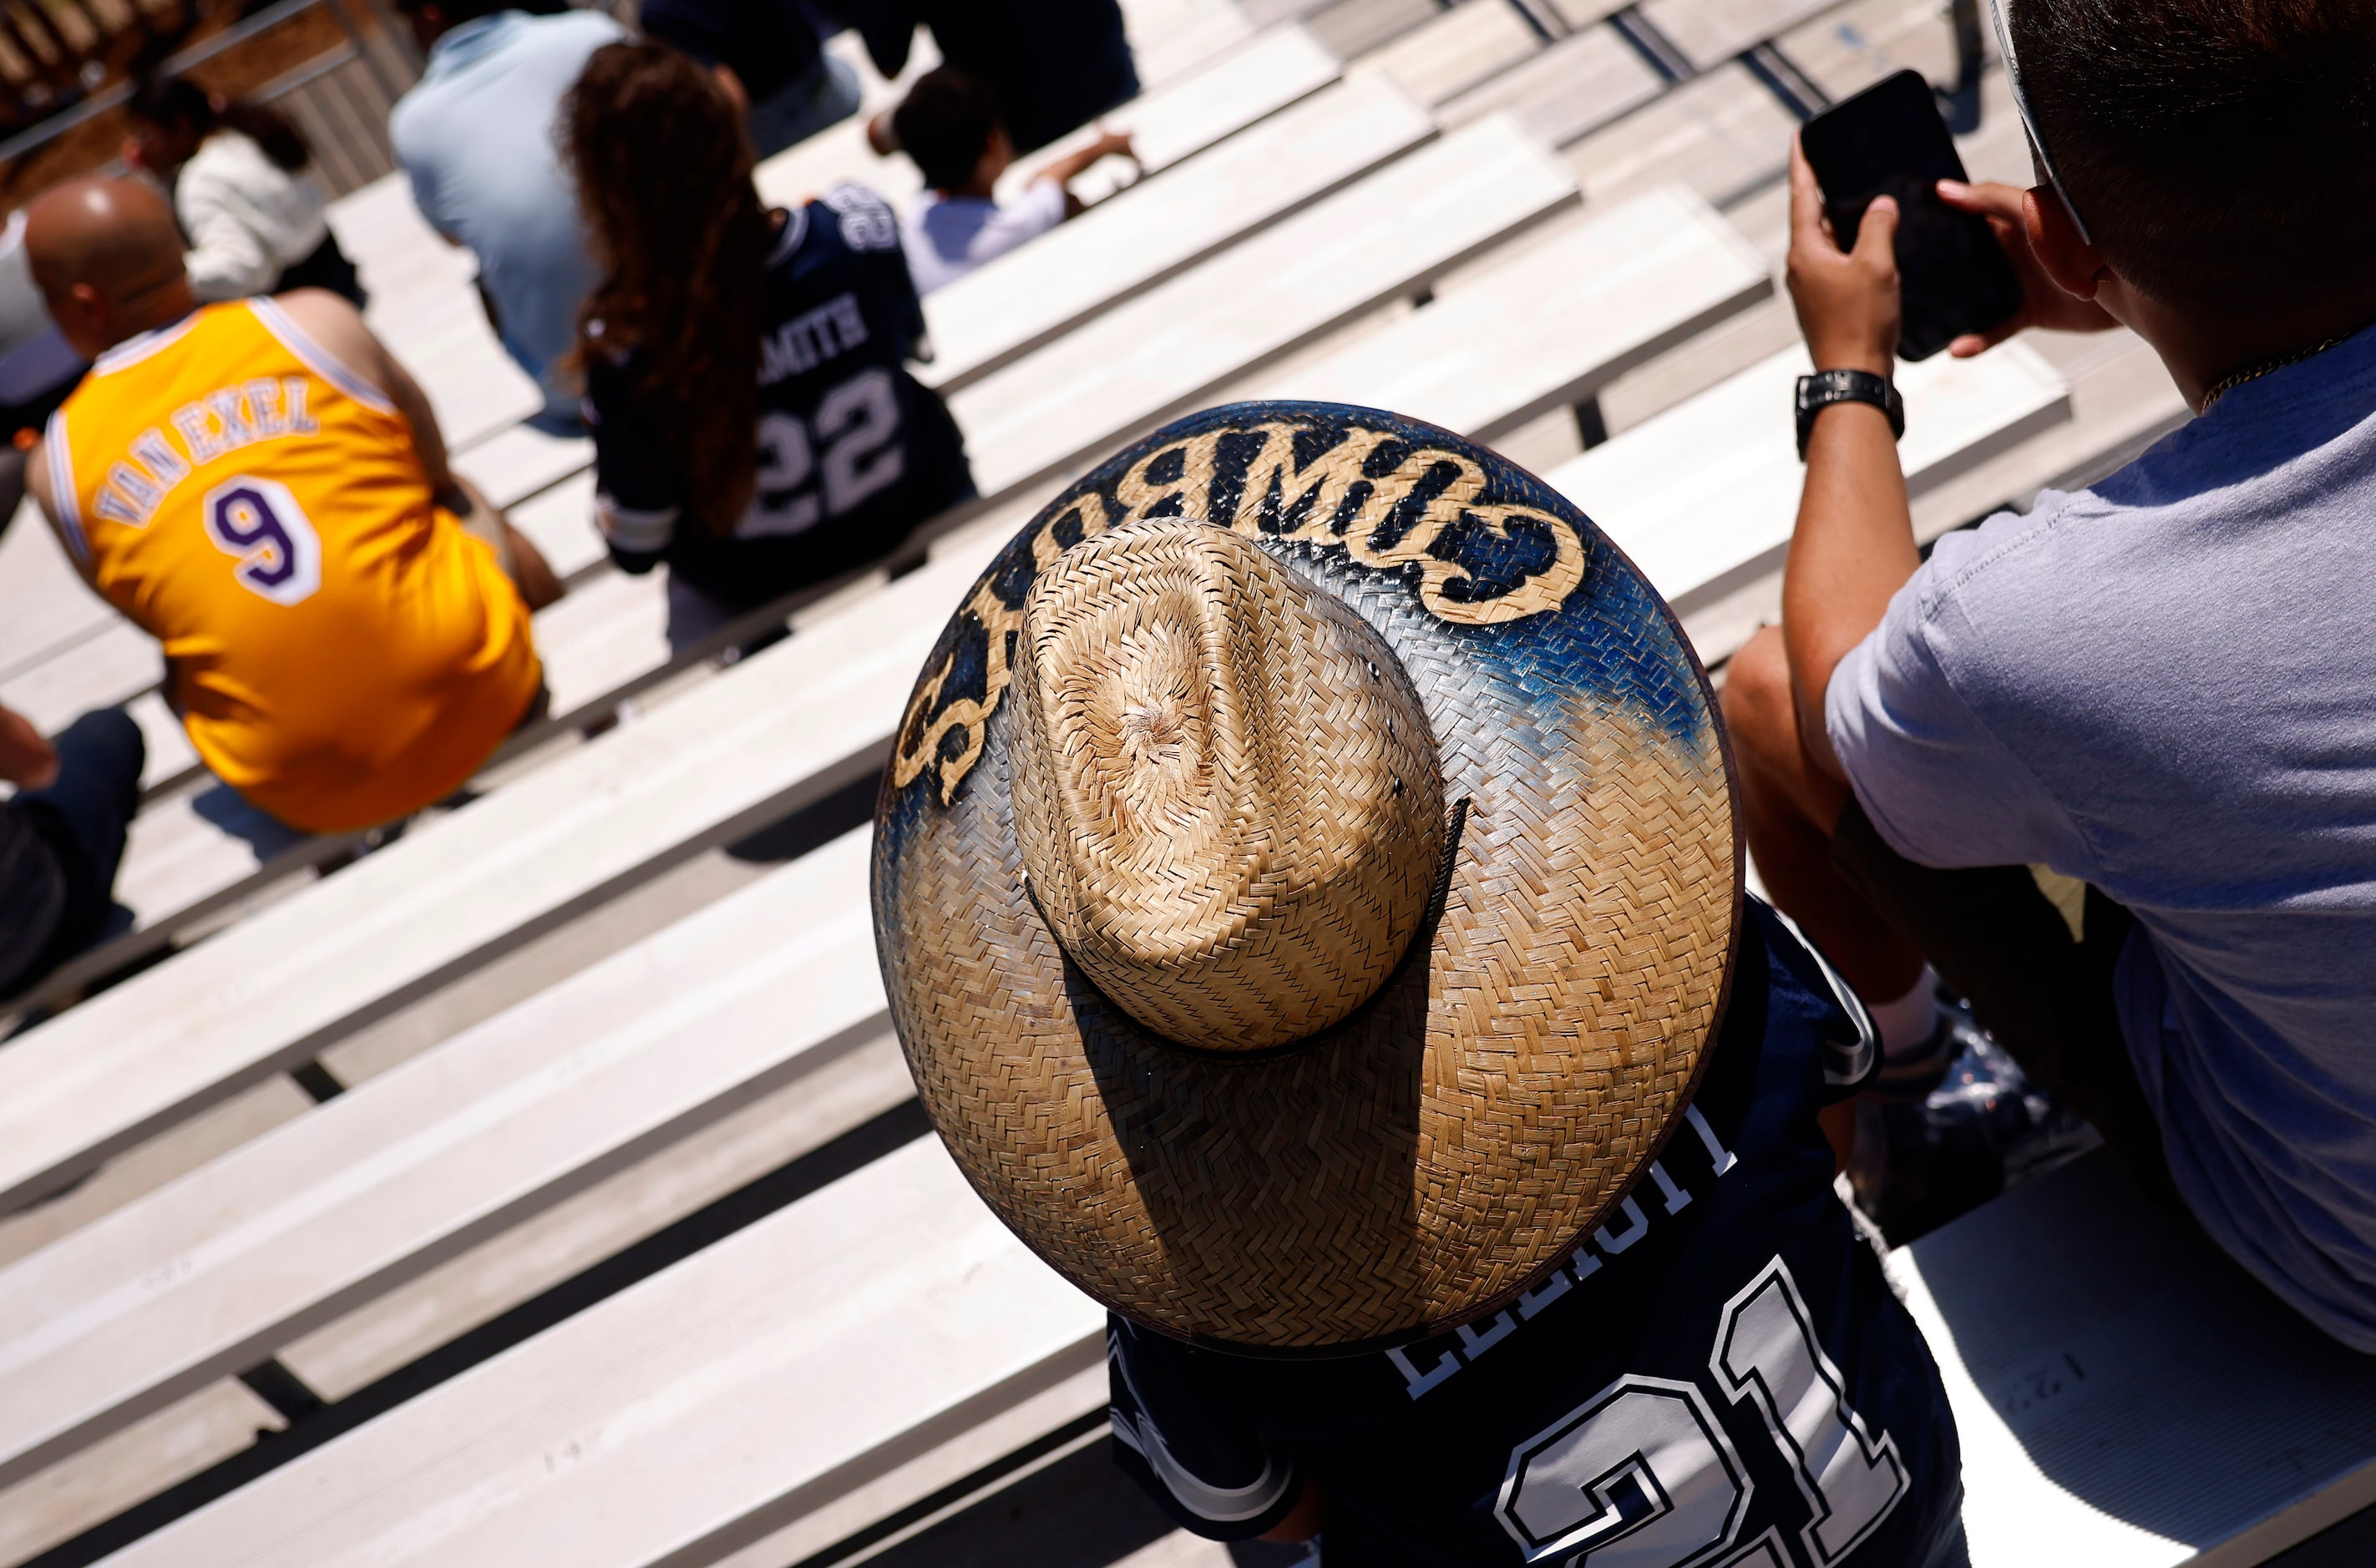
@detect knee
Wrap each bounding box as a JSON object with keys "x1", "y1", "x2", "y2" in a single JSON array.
[{"x1": 1718, "y1": 625, "x2": 1798, "y2": 771}]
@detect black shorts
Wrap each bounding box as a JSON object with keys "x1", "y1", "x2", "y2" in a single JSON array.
[{"x1": 1828, "y1": 798, "x2": 2181, "y2": 1210}]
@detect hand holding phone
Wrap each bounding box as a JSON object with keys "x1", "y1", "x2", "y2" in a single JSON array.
[{"x1": 1799, "y1": 70, "x2": 2021, "y2": 362}]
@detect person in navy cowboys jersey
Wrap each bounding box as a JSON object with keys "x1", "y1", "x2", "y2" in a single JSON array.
[
  {"x1": 1108, "y1": 901, "x2": 1969, "y2": 1568},
  {"x1": 563, "y1": 41, "x2": 974, "y2": 654}
]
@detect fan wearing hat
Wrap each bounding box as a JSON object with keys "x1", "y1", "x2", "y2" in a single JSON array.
[{"x1": 873, "y1": 404, "x2": 1968, "y2": 1566}]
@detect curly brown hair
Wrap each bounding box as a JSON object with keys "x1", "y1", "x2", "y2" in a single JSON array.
[{"x1": 565, "y1": 40, "x2": 764, "y2": 534}]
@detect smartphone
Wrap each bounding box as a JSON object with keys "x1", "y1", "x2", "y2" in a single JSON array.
[{"x1": 1800, "y1": 69, "x2": 2021, "y2": 362}]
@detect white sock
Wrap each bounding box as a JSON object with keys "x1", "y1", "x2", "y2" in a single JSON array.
[{"x1": 1867, "y1": 967, "x2": 1943, "y2": 1063}]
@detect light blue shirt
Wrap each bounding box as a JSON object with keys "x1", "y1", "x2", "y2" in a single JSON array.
[
  {"x1": 389, "y1": 8, "x2": 625, "y2": 419},
  {"x1": 1828, "y1": 325, "x2": 2376, "y2": 1352}
]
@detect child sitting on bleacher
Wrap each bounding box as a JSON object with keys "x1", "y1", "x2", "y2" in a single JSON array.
[
  {"x1": 565, "y1": 41, "x2": 976, "y2": 655},
  {"x1": 872, "y1": 407, "x2": 1971, "y2": 1566},
  {"x1": 889, "y1": 67, "x2": 1134, "y2": 296}
]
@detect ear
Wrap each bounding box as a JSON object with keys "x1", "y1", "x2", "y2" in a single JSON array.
[{"x1": 2024, "y1": 185, "x2": 2107, "y2": 303}]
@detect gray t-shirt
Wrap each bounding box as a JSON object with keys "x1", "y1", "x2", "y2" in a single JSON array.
[{"x1": 1827, "y1": 326, "x2": 2376, "y2": 1350}]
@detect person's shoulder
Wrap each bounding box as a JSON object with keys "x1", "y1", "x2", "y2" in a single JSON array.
[
  {"x1": 807, "y1": 185, "x2": 906, "y2": 259},
  {"x1": 539, "y1": 7, "x2": 630, "y2": 48},
  {"x1": 1897, "y1": 481, "x2": 2113, "y2": 630}
]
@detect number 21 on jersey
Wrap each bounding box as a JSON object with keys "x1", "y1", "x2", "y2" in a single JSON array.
[
  {"x1": 1497, "y1": 1257, "x2": 1908, "y2": 1568},
  {"x1": 201, "y1": 476, "x2": 321, "y2": 606}
]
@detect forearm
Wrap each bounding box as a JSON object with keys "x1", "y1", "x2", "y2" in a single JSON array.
[{"x1": 1781, "y1": 399, "x2": 1918, "y2": 781}]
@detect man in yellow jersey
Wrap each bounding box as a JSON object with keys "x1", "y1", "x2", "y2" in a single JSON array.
[{"x1": 22, "y1": 178, "x2": 561, "y2": 836}]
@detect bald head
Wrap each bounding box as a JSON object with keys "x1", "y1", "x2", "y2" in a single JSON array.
[{"x1": 25, "y1": 178, "x2": 193, "y2": 357}]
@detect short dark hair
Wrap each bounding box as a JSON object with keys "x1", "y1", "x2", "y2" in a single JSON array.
[
  {"x1": 892, "y1": 68, "x2": 1001, "y2": 192},
  {"x1": 2015, "y1": 0, "x2": 2376, "y2": 315}
]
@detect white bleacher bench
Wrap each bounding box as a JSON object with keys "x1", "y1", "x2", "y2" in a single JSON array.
[
  {"x1": 1350, "y1": 0, "x2": 1547, "y2": 109},
  {"x1": 0, "y1": 519, "x2": 1011, "y2": 1213},
  {"x1": 1636, "y1": 0, "x2": 1844, "y2": 74},
  {"x1": 950, "y1": 113, "x2": 1579, "y2": 503},
  {"x1": 0, "y1": 185, "x2": 1783, "y2": 1484},
  {"x1": 27, "y1": 99, "x2": 1580, "y2": 1001},
  {"x1": 0, "y1": 162, "x2": 1777, "y2": 1207},
  {"x1": 1546, "y1": 342, "x2": 2070, "y2": 630},
  {"x1": 917, "y1": 70, "x2": 1436, "y2": 392},
  {"x1": 0, "y1": 831, "x2": 884, "y2": 1490},
  {"x1": 4, "y1": 335, "x2": 2081, "y2": 1539},
  {"x1": 1892, "y1": 1152, "x2": 2376, "y2": 1565},
  {"x1": 1245, "y1": 183, "x2": 1771, "y2": 443},
  {"x1": 89, "y1": 1136, "x2": 1107, "y2": 1568},
  {"x1": 89, "y1": 1147, "x2": 2376, "y2": 1564},
  {"x1": 1436, "y1": 23, "x2": 1664, "y2": 151}
]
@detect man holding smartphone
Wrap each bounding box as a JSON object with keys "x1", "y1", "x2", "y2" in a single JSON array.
[{"x1": 1722, "y1": 0, "x2": 2376, "y2": 1353}]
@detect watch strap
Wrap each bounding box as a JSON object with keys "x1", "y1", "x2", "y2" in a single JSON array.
[{"x1": 1796, "y1": 369, "x2": 1904, "y2": 461}]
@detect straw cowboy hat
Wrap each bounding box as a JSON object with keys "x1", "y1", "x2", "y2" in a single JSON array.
[{"x1": 872, "y1": 402, "x2": 1740, "y2": 1355}]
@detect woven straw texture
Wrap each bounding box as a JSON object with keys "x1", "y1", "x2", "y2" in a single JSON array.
[
  {"x1": 1010, "y1": 520, "x2": 1447, "y2": 1050},
  {"x1": 874, "y1": 403, "x2": 1738, "y2": 1353}
]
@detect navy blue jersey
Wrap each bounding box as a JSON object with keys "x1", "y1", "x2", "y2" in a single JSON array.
[
  {"x1": 1109, "y1": 901, "x2": 1963, "y2": 1568},
  {"x1": 585, "y1": 185, "x2": 975, "y2": 612}
]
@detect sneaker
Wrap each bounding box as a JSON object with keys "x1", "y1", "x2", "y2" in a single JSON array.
[{"x1": 1848, "y1": 999, "x2": 2095, "y2": 1245}]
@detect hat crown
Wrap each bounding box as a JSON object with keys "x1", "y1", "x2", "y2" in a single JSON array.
[{"x1": 1010, "y1": 518, "x2": 1446, "y2": 1050}]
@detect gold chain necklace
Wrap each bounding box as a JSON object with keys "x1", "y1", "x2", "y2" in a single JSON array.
[{"x1": 2199, "y1": 331, "x2": 2356, "y2": 412}]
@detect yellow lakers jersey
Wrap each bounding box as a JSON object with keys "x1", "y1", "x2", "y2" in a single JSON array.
[{"x1": 46, "y1": 299, "x2": 541, "y2": 834}]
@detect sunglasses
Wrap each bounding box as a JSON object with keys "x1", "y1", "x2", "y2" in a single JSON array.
[{"x1": 1991, "y1": 0, "x2": 2095, "y2": 245}]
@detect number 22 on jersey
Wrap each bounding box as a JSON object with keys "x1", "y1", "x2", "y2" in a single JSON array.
[{"x1": 1497, "y1": 1257, "x2": 1908, "y2": 1568}]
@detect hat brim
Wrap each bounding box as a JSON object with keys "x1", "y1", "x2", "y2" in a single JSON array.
[{"x1": 873, "y1": 402, "x2": 1740, "y2": 1355}]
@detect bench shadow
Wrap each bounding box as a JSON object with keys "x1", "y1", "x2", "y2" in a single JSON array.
[
  {"x1": 859, "y1": 1436, "x2": 1310, "y2": 1568},
  {"x1": 187, "y1": 781, "x2": 313, "y2": 862},
  {"x1": 1903, "y1": 1150, "x2": 2376, "y2": 1548}
]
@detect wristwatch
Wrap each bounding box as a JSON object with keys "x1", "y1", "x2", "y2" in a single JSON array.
[{"x1": 1795, "y1": 370, "x2": 1904, "y2": 461}]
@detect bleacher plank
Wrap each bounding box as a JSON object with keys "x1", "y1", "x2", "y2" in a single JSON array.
[
  {"x1": 1548, "y1": 341, "x2": 2070, "y2": 620},
  {"x1": 1893, "y1": 1152, "x2": 2376, "y2": 1565},
  {"x1": 1124, "y1": 0, "x2": 1259, "y2": 88},
  {"x1": 950, "y1": 114, "x2": 1579, "y2": 502},
  {"x1": 1244, "y1": 185, "x2": 1770, "y2": 443},
  {"x1": 920, "y1": 70, "x2": 1432, "y2": 392},
  {"x1": 1350, "y1": 0, "x2": 1543, "y2": 107},
  {"x1": 1561, "y1": 63, "x2": 1799, "y2": 211},
  {"x1": 0, "y1": 522, "x2": 1009, "y2": 1212},
  {"x1": 0, "y1": 620, "x2": 159, "y2": 747},
  {"x1": 93, "y1": 1136, "x2": 1106, "y2": 1568},
  {"x1": 0, "y1": 832, "x2": 881, "y2": 1488},
  {"x1": 1777, "y1": 0, "x2": 1968, "y2": 101},
  {"x1": 1635, "y1": 0, "x2": 1842, "y2": 73},
  {"x1": 0, "y1": 1381, "x2": 286, "y2": 1566},
  {"x1": 1007, "y1": 21, "x2": 1342, "y2": 208},
  {"x1": 0, "y1": 502, "x2": 109, "y2": 685},
  {"x1": 276, "y1": 1033, "x2": 913, "y2": 1404},
  {"x1": 1436, "y1": 22, "x2": 1665, "y2": 149}
]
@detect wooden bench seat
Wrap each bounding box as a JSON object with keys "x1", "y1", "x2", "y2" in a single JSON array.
[
  {"x1": 0, "y1": 321, "x2": 2081, "y2": 1535},
  {"x1": 0, "y1": 519, "x2": 1012, "y2": 1211},
  {"x1": 1545, "y1": 341, "x2": 2070, "y2": 624},
  {"x1": 1244, "y1": 183, "x2": 1770, "y2": 443},
  {"x1": 90, "y1": 1135, "x2": 1106, "y2": 1568},
  {"x1": 918, "y1": 69, "x2": 1434, "y2": 392},
  {"x1": 950, "y1": 113, "x2": 1578, "y2": 502},
  {"x1": 1637, "y1": 0, "x2": 1844, "y2": 73},
  {"x1": 1347, "y1": 0, "x2": 1546, "y2": 111},
  {"x1": 0, "y1": 186, "x2": 1773, "y2": 1492},
  {"x1": 0, "y1": 830, "x2": 883, "y2": 1490},
  {"x1": 1893, "y1": 1151, "x2": 2376, "y2": 1565},
  {"x1": 1436, "y1": 23, "x2": 1665, "y2": 150},
  {"x1": 0, "y1": 185, "x2": 2018, "y2": 1212}
]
